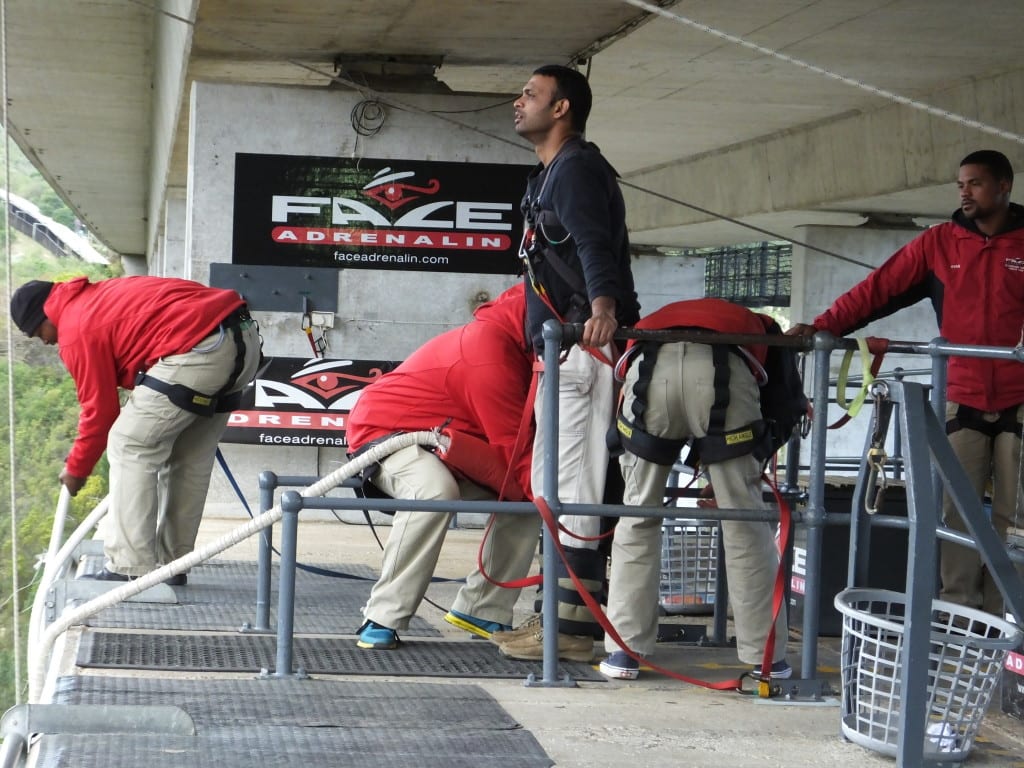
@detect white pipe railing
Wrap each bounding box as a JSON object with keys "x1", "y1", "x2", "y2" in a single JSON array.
[
  {"x1": 27, "y1": 495, "x2": 111, "y2": 660},
  {"x1": 28, "y1": 430, "x2": 438, "y2": 702}
]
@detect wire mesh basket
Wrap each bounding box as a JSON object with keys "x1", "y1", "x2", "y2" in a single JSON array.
[
  {"x1": 834, "y1": 588, "x2": 1023, "y2": 761},
  {"x1": 659, "y1": 518, "x2": 719, "y2": 615}
]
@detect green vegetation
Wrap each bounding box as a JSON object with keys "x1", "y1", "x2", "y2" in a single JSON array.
[
  {"x1": 1, "y1": 142, "x2": 78, "y2": 229},
  {"x1": 0, "y1": 145, "x2": 119, "y2": 707}
]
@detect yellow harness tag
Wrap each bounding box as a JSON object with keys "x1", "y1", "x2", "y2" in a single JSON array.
[{"x1": 725, "y1": 429, "x2": 754, "y2": 445}]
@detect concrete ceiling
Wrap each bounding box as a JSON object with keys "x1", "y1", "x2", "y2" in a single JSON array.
[{"x1": 5, "y1": 0, "x2": 1024, "y2": 259}]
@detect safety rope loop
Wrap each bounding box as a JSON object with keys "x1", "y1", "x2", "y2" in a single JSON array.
[
  {"x1": 533, "y1": 496, "x2": 744, "y2": 692},
  {"x1": 828, "y1": 337, "x2": 889, "y2": 430},
  {"x1": 475, "y1": 513, "x2": 543, "y2": 590}
]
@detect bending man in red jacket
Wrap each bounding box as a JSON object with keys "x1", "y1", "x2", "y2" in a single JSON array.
[
  {"x1": 347, "y1": 284, "x2": 539, "y2": 650},
  {"x1": 600, "y1": 298, "x2": 791, "y2": 680},
  {"x1": 788, "y1": 149, "x2": 1024, "y2": 615},
  {"x1": 10, "y1": 276, "x2": 262, "y2": 583}
]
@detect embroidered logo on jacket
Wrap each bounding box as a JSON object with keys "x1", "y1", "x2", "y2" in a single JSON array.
[{"x1": 1005, "y1": 257, "x2": 1024, "y2": 273}]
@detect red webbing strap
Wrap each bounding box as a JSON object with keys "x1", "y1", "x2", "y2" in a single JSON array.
[
  {"x1": 755, "y1": 474, "x2": 793, "y2": 688},
  {"x1": 476, "y1": 363, "x2": 544, "y2": 590},
  {"x1": 827, "y1": 336, "x2": 889, "y2": 429},
  {"x1": 530, "y1": 284, "x2": 615, "y2": 368},
  {"x1": 534, "y1": 496, "x2": 743, "y2": 691}
]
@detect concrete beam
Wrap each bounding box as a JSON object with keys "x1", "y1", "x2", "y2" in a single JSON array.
[
  {"x1": 624, "y1": 68, "x2": 1024, "y2": 236},
  {"x1": 147, "y1": 1, "x2": 196, "y2": 263}
]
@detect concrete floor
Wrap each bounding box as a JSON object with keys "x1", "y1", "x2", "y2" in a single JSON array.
[{"x1": 194, "y1": 515, "x2": 1024, "y2": 768}]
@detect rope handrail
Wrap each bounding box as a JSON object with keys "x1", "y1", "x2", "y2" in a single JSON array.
[{"x1": 28, "y1": 430, "x2": 440, "y2": 703}]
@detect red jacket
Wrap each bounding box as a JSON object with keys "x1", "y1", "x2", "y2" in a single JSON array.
[
  {"x1": 346, "y1": 284, "x2": 534, "y2": 499},
  {"x1": 44, "y1": 276, "x2": 245, "y2": 477},
  {"x1": 624, "y1": 298, "x2": 772, "y2": 369},
  {"x1": 813, "y1": 205, "x2": 1024, "y2": 411}
]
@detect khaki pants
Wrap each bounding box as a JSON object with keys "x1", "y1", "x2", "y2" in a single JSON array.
[
  {"x1": 940, "y1": 401, "x2": 1024, "y2": 614},
  {"x1": 606, "y1": 342, "x2": 788, "y2": 664},
  {"x1": 105, "y1": 322, "x2": 261, "y2": 576},
  {"x1": 532, "y1": 343, "x2": 615, "y2": 547},
  {"x1": 363, "y1": 444, "x2": 540, "y2": 630}
]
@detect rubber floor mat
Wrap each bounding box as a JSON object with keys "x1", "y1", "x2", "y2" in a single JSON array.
[
  {"x1": 83, "y1": 559, "x2": 440, "y2": 637},
  {"x1": 38, "y1": 676, "x2": 553, "y2": 768},
  {"x1": 76, "y1": 631, "x2": 604, "y2": 681}
]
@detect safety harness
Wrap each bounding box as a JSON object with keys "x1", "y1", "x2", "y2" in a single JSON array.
[
  {"x1": 946, "y1": 403, "x2": 1024, "y2": 438},
  {"x1": 613, "y1": 322, "x2": 808, "y2": 469},
  {"x1": 519, "y1": 141, "x2": 590, "y2": 327},
  {"x1": 134, "y1": 306, "x2": 253, "y2": 417},
  {"x1": 614, "y1": 342, "x2": 777, "y2": 468}
]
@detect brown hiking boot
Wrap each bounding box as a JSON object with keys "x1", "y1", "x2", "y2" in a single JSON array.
[
  {"x1": 490, "y1": 613, "x2": 541, "y2": 644},
  {"x1": 496, "y1": 629, "x2": 595, "y2": 663}
]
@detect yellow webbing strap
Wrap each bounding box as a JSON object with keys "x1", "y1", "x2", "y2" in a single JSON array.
[{"x1": 834, "y1": 338, "x2": 874, "y2": 419}]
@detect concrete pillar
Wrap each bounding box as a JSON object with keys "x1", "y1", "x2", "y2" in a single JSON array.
[
  {"x1": 161, "y1": 190, "x2": 187, "y2": 279},
  {"x1": 632, "y1": 252, "x2": 705, "y2": 312},
  {"x1": 121, "y1": 254, "x2": 148, "y2": 276}
]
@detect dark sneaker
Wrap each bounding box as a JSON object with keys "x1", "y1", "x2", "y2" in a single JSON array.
[
  {"x1": 599, "y1": 650, "x2": 643, "y2": 680},
  {"x1": 356, "y1": 620, "x2": 399, "y2": 650},
  {"x1": 751, "y1": 659, "x2": 793, "y2": 679},
  {"x1": 164, "y1": 573, "x2": 187, "y2": 586},
  {"x1": 444, "y1": 610, "x2": 512, "y2": 639},
  {"x1": 81, "y1": 567, "x2": 133, "y2": 582}
]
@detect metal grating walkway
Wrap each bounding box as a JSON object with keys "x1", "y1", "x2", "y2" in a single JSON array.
[
  {"x1": 82, "y1": 559, "x2": 440, "y2": 636},
  {"x1": 37, "y1": 676, "x2": 553, "y2": 768},
  {"x1": 77, "y1": 631, "x2": 605, "y2": 681}
]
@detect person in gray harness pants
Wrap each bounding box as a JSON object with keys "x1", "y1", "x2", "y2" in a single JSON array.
[
  {"x1": 600, "y1": 298, "x2": 803, "y2": 680},
  {"x1": 10, "y1": 276, "x2": 262, "y2": 584}
]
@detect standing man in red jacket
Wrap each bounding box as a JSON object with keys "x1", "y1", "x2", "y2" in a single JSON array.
[
  {"x1": 347, "y1": 284, "x2": 539, "y2": 650},
  {"x1": 10, "y1": 276, "x2": 262, "y2": 584},
  {"x1": 789, "y1": 149, "x2": 1024, "y2": 615}
]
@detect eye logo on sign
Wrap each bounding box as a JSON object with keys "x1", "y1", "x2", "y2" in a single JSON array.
[
  {"x1": 361, "y1": 167, "x2": 441, "y2": 210},
  {"x1": 289, "y1": 362, "x2": 386, "y2": 402}
]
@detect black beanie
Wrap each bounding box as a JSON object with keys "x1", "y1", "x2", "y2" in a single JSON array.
[{"x1": 10, "y1": 280, "x2": 55, "y2": 336}]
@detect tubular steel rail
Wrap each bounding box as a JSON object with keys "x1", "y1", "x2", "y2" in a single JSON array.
[{"x1": 9, "y1": 323, "x2": 1024, "y2": 768}]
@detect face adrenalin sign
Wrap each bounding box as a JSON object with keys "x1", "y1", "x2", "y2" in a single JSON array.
[{"x1": 232, "y1": 153, "x2": 531, "y2": 275}]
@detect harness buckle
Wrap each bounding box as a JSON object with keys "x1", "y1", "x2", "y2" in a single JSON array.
[{"x1": 865, "y1": 446, "x2": 888, "y2": 515}]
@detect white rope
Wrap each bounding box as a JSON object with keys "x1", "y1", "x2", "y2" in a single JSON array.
[
  {"x1": 622, "y1": 0, "x2": 1024, "y2": 146},
  {"x1": 1, "y1": 0, "x2": 25, "y2": 706},
  {"x1": 28, "y1": 430, "x2": 439, "y2": 702},
  {"x1": 26, "y1": 494, "x2": 109, "y2": 659}
]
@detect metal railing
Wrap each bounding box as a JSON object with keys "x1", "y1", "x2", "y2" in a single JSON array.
[{"x1": 9, "y1": 324, "x2": 1024, "y2": 768}]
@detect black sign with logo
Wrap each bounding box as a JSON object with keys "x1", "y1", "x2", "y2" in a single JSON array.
[
  {"x1": 232, "y1": 153, "x2": 531, "y2": 275},
  {"x1": 222, "y1": 357, "x2": 400, "y2": 448}
]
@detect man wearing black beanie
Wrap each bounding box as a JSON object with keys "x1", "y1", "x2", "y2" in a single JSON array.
[
  {"x1": 9, "y1": 279, "x2": 55, "y2": 338},
  {"x1": 10, "y1": 276, "x2": 262, "y2": 584}
]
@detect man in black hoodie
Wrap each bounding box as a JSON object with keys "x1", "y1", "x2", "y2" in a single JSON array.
[
  {"x1": 789, "y1": 149, "x2": 1024, "y2": 615},
  {"x1": 495, "y1": 64, "x2": 640, "y2": 662}
]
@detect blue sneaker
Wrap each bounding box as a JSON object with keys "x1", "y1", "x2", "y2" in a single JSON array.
[
  {"x1": 444, "y1": 610, "x2": 512, "y2": 639},
  {"x1": 751, "y1": 659, "x2": 793, "y2": 679},
  {"x1": 356, "y1": 620, "x2": 399, "y2": 650},
  {"x1": 599, "y1": 650, "x2": 642, "y2": 680}
]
